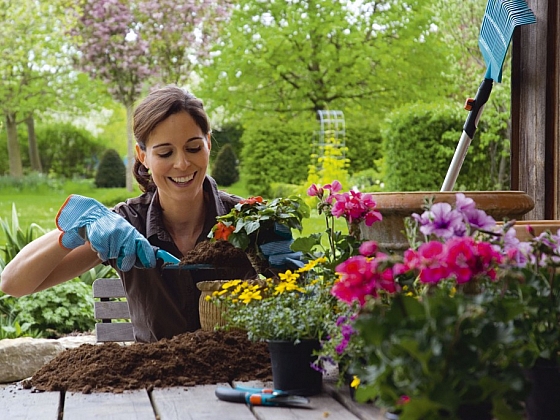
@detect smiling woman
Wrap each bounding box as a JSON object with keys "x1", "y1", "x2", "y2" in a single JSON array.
[{"x1": 0, "y1": 85, "x2": 247, "y2": 343}]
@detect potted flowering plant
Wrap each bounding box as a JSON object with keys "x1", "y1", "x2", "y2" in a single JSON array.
[
  {"x1": 207, "y1": 181, "x2": 384, "y2": 395},
  {"x1": 209, "y1": 195, "x2": 309, "y2": 275},
  {"x1": 329, "y1": 193, "x2": 533, "y2": 420},
  {"x1": 207, "y1": 257, "x2": 336, "y2": 395},
  {"x1": 501, "y1": 229, "x2": 560, "y2": 419}
]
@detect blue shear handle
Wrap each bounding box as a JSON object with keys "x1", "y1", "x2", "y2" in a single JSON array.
[{"x1": 215, "y1": 387, "x2": 250, "y2": 404}]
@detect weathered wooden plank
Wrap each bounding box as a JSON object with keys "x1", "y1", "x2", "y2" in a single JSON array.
[
  {"x1": 512, "y1": 0, "x2": 559, "y2": 219},
  {"x1": 95, "y1": 301, "x2": 132, "y2": 319},
  {"x1": 93, "y1": 278, "x2": 126, "y2": 298},
  {"x1": 0, "y1": 385, "x2": 60, "y2": 420},
  {"x1": 234, "y1": 381, "x2": 360, "y2": 420},
  {"x1": 95, "y1": 322, "x2": 135, "y2": 343},
  {"x1": 323, "y1": 382, "x2": 387, "y2": 420},
  {"x1": 63, "y1": 389, "x2": 154, "y2": 420},
  {"x1": 152, "y1": 384, "x2": 255, "y2": 420}
]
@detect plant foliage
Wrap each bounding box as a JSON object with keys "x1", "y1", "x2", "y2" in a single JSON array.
[
  {"x1": 211, "y1": 144, "x2": 239, "y2": 187},
  {"x1": 95, "y1": 148, "x2": 126, "y2": 188}
]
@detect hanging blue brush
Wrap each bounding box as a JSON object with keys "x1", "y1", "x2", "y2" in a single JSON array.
[{"x1": 440, "y1": 0, "x2": 536, "y2": 191}]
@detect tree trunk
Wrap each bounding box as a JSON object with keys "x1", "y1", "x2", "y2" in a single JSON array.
[
  {"x1": 5, "y1": 112, "x2": 23, "y2": 178},
  {"x1": 126, "y1": 102, "x2": 134, "y2": 192},
  {"x1": 26, "y1": 114, "x2": 43, "y2": 173}
]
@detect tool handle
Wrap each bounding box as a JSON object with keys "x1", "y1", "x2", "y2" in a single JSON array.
[
  {"x1": 463, "y1": 78, "x2": 493, "y2": 139},
  {"x1": 441, "y1": 131, "x2": 473, "y2": 192},
  {"x1": 215, "y1": 387, "x2": 249, "y2": 403},
  {"x1": 441, "y1": 78, "x2": 493, "y2": 191}
]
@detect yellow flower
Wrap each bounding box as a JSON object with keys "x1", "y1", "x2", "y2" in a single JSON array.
[
  {"x1": 450, "y1": 287, "x2": 457, "y2": 297},
  {"x1": 222, "y1": 279, "x2": 243, "y2": 289},
  {"x1": 239, "y1": 289, "x2": 262, "y2": 304},
  {"x1": 274, "y1": 281, "x2": 306, "y2": 295},
  {"x1": 204, "y1": 295, "x2": 212, "y2": 301},
  {"x1": 350, "y1": 376, "x2": 360, "y2": 389},
  {"x1": 278, "y1": 270, "x2": 300, "y2": 283}
]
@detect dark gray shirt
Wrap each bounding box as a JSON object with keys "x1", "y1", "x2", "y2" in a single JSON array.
[{"x1": 110, "y1": 176, "x2": 240, "y2": 342}]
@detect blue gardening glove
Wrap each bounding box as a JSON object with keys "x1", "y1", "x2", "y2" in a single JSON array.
[
  {"x1": 259, "y1": 223, "x2": 304, "y2": 270},
  {"x1": 56, "y1": 195, "x2": 156, "y2": 271}
]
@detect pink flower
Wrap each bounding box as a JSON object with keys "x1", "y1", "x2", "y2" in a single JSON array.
[
  {"x1": 332, "y1": 256, "x2": 376, "y2": 305},
  {"x1": 307, "y1": 184, "x2": 322, "y2": 197},
  {"x1": 359, "y1": 241, "x2": 378, "y2": 257},
  {"x1": 405, "y1": 241, "x2": 451, "y2": 284},
  {"x1": 324, "y1": 180, "x2": 342, "y2": 193}
]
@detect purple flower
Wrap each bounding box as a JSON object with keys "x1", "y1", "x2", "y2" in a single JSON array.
[
  {"x1": 455, "y1": 193, "x2": 476, "y2": 214},
  {"x1": 417, "y1": 203, "x2": 464, "y2": 239},
  {"x1": 463, "y1": 208, "x2": 496, "y2": 231}
]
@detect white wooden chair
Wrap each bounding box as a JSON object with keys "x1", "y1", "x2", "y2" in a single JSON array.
[{"x1": 92, "y1": 278, "x2": 134, "y2": 342}]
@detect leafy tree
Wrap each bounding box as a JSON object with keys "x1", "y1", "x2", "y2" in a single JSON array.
[
  {"x1": 201, "y1": 0, "x2": 449, "y2": 119},
  {"x1": 137, "y1": 0, "x2": 231, "y2": 86},
  {"x1": 0, "y1": 0, "x2": 107, "y2": 178},
  {"x1": 70, "y1": 0, "x2": 155, "y2": 191},
  {"x1": 71, "y1": 0, "x2": 231, "y2": 191}
]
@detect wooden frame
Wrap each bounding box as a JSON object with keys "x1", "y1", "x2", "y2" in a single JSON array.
[
  {"x1": 92, "y1": 278, "x2": 134, "y2": 343},
  {"x1": 511, "y1": 0, "x2": 560, "y2": 219}
]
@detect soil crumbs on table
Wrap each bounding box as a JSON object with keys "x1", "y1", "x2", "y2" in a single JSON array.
[{"x1": 26, "y1": 329, "x2": 272, "y2": 394}]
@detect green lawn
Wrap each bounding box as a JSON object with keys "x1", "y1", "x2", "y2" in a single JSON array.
[{"x1": 0, "y1": 178, "x2": 346, "y2": 245}]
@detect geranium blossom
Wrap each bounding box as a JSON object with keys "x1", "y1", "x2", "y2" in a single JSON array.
[
  {"x1": 331, "y1": 190, "x2": 382, "y2": 226},
  {"x1": 239, "y1": 196, "x2": 263, "y2": 205},
  {"x1": 212, "y1": 222, "x2": 235, "y2": 240},
  {"x1": 404, "y1": 241, "x2": 451, "y2": 283}
]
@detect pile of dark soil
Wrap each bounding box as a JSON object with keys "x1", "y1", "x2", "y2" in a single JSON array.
[{"x1": 26, "y1": 330, "x2": 272, "y2": 394}]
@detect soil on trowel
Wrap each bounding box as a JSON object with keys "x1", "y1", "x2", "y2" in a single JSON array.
[
  {"x1": 26, "y1": 329, "x2": 272, "y2": 394},
  {"x1": 181, "y1": 240, "x2": 254, "y2": 271}
]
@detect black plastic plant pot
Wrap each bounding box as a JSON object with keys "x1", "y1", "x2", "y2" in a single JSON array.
[{"x1": 267, "y1": 339, "x2": 323, "y2": 396}]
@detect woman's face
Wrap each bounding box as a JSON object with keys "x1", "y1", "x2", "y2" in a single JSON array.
[{"x1": 136, "y1": 111, "x2": 211, "y2": 205}]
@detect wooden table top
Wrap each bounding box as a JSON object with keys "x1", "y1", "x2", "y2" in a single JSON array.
[{"x1": 0, "y1": 379, "x2": 387, "y2": 420}]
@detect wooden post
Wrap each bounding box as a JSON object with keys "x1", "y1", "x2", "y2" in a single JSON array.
[{"x1": 511, "y1": 0, "x2": 560, "y2": 219}]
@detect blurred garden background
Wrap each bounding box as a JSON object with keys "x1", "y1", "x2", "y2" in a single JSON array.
[{"x1": 0, "y1": 0, "x2": 513, "y2": 338}]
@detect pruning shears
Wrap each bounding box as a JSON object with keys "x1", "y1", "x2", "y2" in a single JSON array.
[{"x1": 215, "y1": 386, "x2": 311, "y2": 408}]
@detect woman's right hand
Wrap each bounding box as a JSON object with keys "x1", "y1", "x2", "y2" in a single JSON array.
[{"x1": 56, "y1": 195, "x2": 156, "y2": 271}]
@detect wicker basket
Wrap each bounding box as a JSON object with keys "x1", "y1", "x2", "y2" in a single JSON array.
[{"x1": 197, "y1": 280, "x2": 230, "y2": 331}]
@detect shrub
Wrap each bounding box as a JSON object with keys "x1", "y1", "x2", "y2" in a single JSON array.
[
  {"x1": 36, "y1": 123, "x2": 105, "y2": 179},
  {"x1": 14, "y1": 278, "x2": 95, "y2": 336},
  {"x1": 95, "y1": 148, "x2": 126, "y2": 188},
  {"x1": 211, "y1": 144, "x2": 239, "y2": 187},
  {"x1": 345, "y1": 120, "x2": 383, "y2": 174},
  {"x1": 381, "y1": 101, "x2": 511, "y2": 191},
  {"x1": 241, "y1": 118, "x2": 313, "y2": 197},
  {"x1": 211, "y1": 122, "x2": 244, "y2": 162}
]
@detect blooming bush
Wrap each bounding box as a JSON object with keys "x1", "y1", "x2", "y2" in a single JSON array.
[
  {"x1": 207, "y1": 257, "x2": 337, "y2": 342},
  {"x1": 328, "y1": 193, "x2": 535, "y2": 419}
]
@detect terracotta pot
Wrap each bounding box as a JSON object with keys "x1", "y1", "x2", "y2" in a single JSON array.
[
  {"x1": 359, "y1": 191, "x2": 535, "y2": 253},
  {"x1": 507, "y1": 220, "x2": 560, "y2": 242}
]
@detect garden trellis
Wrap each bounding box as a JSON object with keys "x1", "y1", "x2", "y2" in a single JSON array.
[{"x1": 311, "y1": 110, "x2": 346, "y2": 174}]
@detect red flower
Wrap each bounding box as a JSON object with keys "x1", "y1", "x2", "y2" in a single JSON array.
[
  {"x1": 239, "y1": 196, "x2": 264, "y2": 205},
  {"x1": 213, "y1": 222, "x2": 235, "y2": 241}
]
